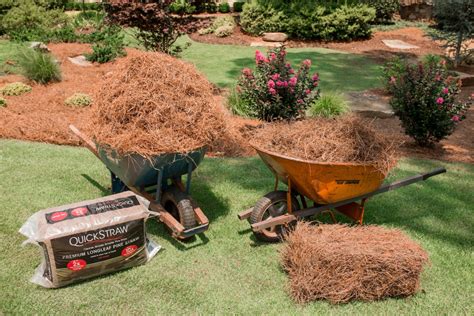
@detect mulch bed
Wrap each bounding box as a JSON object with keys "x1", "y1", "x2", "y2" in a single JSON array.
[
  {"x1": 189, "y1": 27, "x2": 444, "y2": 62},
  {"x1": 0, "y1": 42, "x2": 472, "y2": 164}
]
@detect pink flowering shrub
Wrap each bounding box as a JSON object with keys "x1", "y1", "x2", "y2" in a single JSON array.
[
  {"x1": 384, "y1": 57, "x2": 471, "y2": 146},
  {"x1": 236, "y1": 46, "x2": 320, "y2": 121}
]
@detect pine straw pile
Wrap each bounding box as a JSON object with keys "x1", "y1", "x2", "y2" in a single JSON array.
[
  {"x1": 281, "y1": 223, "x2": 429, "y2": 304},
  {"x1": 251, "y1": 116, "x2": 398, "y2": 175},
  {"x1": 89, "y1": 51, "x2": 226, "y2": 156}
]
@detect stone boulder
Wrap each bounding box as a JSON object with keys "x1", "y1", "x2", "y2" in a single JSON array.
[{"x1": 262, "y1": 32, "x2": 288, "y2": 42}]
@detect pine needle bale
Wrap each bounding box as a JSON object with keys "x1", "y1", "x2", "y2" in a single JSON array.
[
  {"x1": 90, "y1": 51, "x2": 226, "y2": 156},
  {"x1": 251, "y1": 115, "x2": 398, "y2": 175},
  {"x1": 281, "y1": 223, "x2": 429, "y2": 304}
]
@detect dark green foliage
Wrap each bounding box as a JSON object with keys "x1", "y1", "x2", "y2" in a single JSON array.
[
  {"x1": 218, "y1": 2, "x2": 230, "y2": 13},
  {"x1": 384, "y1": 57, "x2": 471, "y2": 146},
  {"x1": 361, "y1": 0, "x2": 399, "y2": 22},
  {"x1": 232, "y1": 1, "x2": 245, "y2": 12},
  {"x1": 17, "y1": 49, "x2": 61, "y2": 84},
  {"x1": 433, "y1": 0, "x2": 473, "y2": 67},
  {"x1": 240, "y1": 0, "x2": 375, "y2": 40},
  {"x1": 1, "y1": 0, "x2": 69, "y2": 36},
  {"x1": 106, "y1": 1, "x2": 204, "y2": 56},
  {"x1": 170, "y1": 0, "x2": 196, "y2": 14},
  {"x1": 85, "y1": 26, "x2": 126, "y2": 63}
]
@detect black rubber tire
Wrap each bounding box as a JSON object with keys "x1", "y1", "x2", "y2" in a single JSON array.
[
  {"x1": 249, "y1": 190, "x2": 300, "y2": 243},
  {"x1": 161, "y1": 186, "x2": 197, "y2": 230}
]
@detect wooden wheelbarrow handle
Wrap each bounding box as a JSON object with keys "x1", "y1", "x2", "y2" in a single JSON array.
[{"x1": 69, "y1": 125, "x2": 99, "y2": 158}]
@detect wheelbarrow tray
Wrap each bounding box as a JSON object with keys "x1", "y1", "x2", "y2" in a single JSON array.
[
  {"x1": 97, "y1": 145, "x2": 206, "y2": 189},
  {"x1": 254, "y1": 145, "x2": 385, "y2": 204}
]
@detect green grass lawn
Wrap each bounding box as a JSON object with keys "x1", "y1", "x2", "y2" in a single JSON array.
[
  {"x1": 0, "y1": 139, "x2": 472, "y2": 314},
  {"x1": 0, "y1": 40, "x2": 24, "y2": 75},
  {"x1": 180, "y1": 37, "x2": 382, "y2": 91},
  {"x1": 0, "y1": 37, "x2": 382, "y2": 92}
]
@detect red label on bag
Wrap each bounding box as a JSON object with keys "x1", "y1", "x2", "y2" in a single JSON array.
[
  {"x1": 67, "y1": 259, "x2": 87, "y2": 271},
  {"x1": 50, "y1": 211, "x2": 68, "y2": 222},
  {"x1": 121, "y1": 245, "x2": 138, "y2": 257},
  {"x1": 71, "y1": 207, "x2": 88, "y2": 217}
]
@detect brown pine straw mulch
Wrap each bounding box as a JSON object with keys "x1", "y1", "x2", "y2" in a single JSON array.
[
  {"x1": 281, "y1": 222, "x2": 430, "y2": 304},
  {"x1": 250, "y1": 115, "x2": 399, "y2": 175},
  {"x1": 89, "y1": 50, "x2": 229, "y2": 156}
]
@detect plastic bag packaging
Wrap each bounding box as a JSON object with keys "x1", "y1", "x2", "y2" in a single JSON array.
[{"x1": 20, "y1": 191, "x2": 160, "y2": 288}]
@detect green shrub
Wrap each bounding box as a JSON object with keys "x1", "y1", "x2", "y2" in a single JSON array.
[
  {"x1": 240, "y1": 1, "x2": 287, "y2": 36},
  {"x1": 2, "y1": 0, "x2": 69, "y2": 33},
  {"x1": 323, "y1": 5, "x2": 375, "y2": 41},
  {"x1": 72, "y1": 10, "x2": 105, "y2": 30},
  {"x1": 309, "y1": 92, "x2": 349, "y2": 118},
  {"x1": 18, "y1": 49, "x2": 61, "y2": 84},
  {"x1": 218, "y1": 2, "x2": 230, "y2": 13},
  {"x1": 240, "y1": 0, "x2": 375, "y2": 40},
  {"x1": 85, "y1": 26, "x2": 126, "y2": 63},
  {"x1": 233, "y1": 1, "x2": 245, "y2": 12},
  {"x1": 205, "y1": 1, "x2": 217, "y2": 13},
  {"x1": 2, "y1": 0, "x2": 71, "y2": 41},
  {"x1": 198, "y1": 16, "x2": 235, "y2": 36},
  {"x1": 215, "y1": 25, "x2": 234, "y2": 37},
  {"x1": 226, "y1": 87, "x2": 252, "y2": 117},
  {"x1": 169, "y1": 0, "x2": 196, "y2": 14},
  {"x1": 48, "y1": 24, "x2": 78, "y2": 42},
  {"x1": 0, "y1": 97, "x2": 6, "y2": 107},
  {"x1": 64, "y1": 93, "x2": 92, "y2": 107},
  {"x1": 1, "y1": 82, "x2": 32, "y2": 96},
  {"x1": 361, "y1": 0, "x2": 399, "y2": 22},
  {"x1": 384, "y1": 58, "x2": 471, "y2": 146}
]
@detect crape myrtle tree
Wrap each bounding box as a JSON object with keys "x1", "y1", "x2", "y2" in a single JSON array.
[
  {"x1": 433, "y1": 0, "x2": 473, "y2": 67},
  {"x1": 105, "y1": 0, "x2": 207, "y2": 55}
]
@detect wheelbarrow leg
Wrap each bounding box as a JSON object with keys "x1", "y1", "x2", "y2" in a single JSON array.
[
  {"x1": 155, "y1": 168, "x2": 164, "y2": 203},
  {"x1": 110, "y1": 171, "x2": 128, "y2": 193},
  {"x1": 334, "y1": 198, "x2": 367, "y2": 224}
]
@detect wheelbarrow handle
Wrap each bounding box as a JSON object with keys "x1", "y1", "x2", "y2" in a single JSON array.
[
  {"x1": 422, "y1": 167, "x2": 446, "y2": 180},
  {"x1": 69, "y1": 124, "x2": 99, "y2": 158}
]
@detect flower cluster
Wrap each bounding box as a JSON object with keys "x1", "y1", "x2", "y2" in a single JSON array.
[
  {"x1": 385, "y1": 58, "x2": 471, "y2": 146},
  {"x1": 237, "y1": 46, "x2": 320, "y2": 121}
]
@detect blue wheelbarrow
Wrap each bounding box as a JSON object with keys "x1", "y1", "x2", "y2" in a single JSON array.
[{"x1": 70, "y1": 125, "x2": 209, "y2": 239}]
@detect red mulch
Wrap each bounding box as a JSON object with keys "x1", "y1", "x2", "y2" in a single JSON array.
[{"x1": 0, "y1": 42, "x2": 472, "y2": 164}]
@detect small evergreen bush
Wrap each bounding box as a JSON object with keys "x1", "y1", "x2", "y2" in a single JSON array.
[
  {"x1": 198, "y1": 16, "x2": 235, "y2": 36},
  {"x1": 233, "y1": 2, "x2": 245, "y2": 12},
  {"x1": 0, "y1": 97, "x2": 7, "y2": 107},
  {"x1": 1, "y1": 82, "x2": 32, "y2": 96},
  {"x1": 361, "y1": 0, "x2": 399, "y2": 22},
  {"x1": 218, "y1": 2, "x2": 230, "y2": 13},
  {"x1": 17, "y1": 49, "x2": 61, "y2": 84},
  {"x1": 85, "y1": 26, "x2": 126, "y2": 63},
  {"x1": 240, "y1": 1, "x2": 375, "y2": 40},
  {"x1": 64, "y1": 93, "x2": 92, "y2": 107}
]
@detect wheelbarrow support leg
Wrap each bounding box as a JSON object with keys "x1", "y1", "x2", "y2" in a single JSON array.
[
  {"x1": 186, "y1": 160, "x2": 193, "y2": 195},
  {"x1": 155, "y1": 169, "x2": 163, "y2": 203}
]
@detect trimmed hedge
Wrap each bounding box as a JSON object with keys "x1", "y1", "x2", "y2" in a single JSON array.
[{"x1": 240, "y1": 0, "x2": 375, "y2": 40}]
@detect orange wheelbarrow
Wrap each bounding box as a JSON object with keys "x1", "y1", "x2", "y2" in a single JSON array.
[{"x1": 238, "y1": 145, "x2": 446, "y2": 242}]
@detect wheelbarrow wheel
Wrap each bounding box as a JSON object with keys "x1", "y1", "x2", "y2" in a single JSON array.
[
  {"x1": 161, "y1": 187, "x2": 197, "y2": 231},
  {"x1": 250, "y1": 190, "x2": 300, "y2": 243}
]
